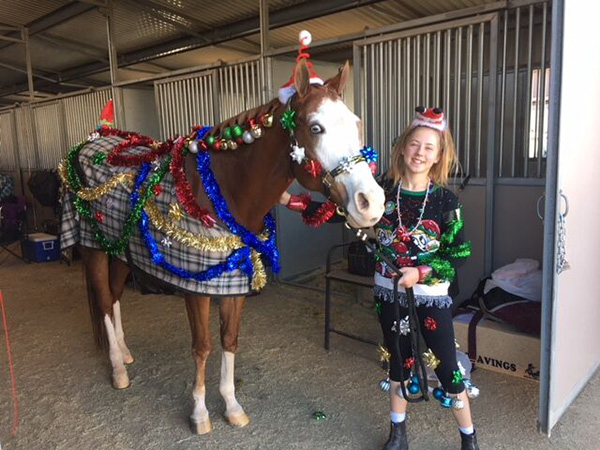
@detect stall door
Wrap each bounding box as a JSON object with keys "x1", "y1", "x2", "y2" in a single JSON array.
[{"x1": 539, "y1": 0, "x2": 600, "y2": 434}]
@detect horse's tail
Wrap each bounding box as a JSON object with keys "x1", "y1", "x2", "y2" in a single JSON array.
[{"x1": 83, "y1": 258, "x2": 109, "y2": 351}]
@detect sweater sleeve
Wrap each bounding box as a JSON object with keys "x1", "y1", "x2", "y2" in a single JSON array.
[{"x1": 419, "y1": 189, "x2": 471, "y2": 285}]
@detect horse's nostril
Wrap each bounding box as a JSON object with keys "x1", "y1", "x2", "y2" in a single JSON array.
[{"x1": 357, "y1": 192, "x2": 369, "y2": 211}]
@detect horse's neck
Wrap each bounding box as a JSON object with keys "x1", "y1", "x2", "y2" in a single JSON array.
[{"x1": 185, "y1": 109, "x2": 293, "y2": 234}]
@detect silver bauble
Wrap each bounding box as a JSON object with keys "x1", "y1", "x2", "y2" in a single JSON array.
[
  {"x1": 188, "y1": 139, "x2": 199, "y2": 154},
  {"x1": 242, "y1": 130, "x2": 255, "y2": 144}
]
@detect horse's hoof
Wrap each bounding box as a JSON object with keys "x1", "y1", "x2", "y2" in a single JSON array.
[
  {"x1": 112, "y1": 376, "x2": 131, "y2": 390},
  {"x1": 225, "y1": 411, "x2": 250, "y2": 428},
  {"x1": 190, "y1": 417, "x2": 212, "y2": 435}
]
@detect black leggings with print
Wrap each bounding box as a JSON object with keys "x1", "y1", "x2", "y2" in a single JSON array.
[{"x1": 378, "y1": 298, "x2": 465, "y2": 394}]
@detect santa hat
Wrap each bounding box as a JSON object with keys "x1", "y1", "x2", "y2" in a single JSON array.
[
  {"x1": 278, "y1": 30, "x2": 324, "y2": 104},
  {"x1": 410, "y1": 106, "x2": 446, "y2": 132},
  {"x1": 98, "y1": 99, "x2": 114, "y2": 128}
]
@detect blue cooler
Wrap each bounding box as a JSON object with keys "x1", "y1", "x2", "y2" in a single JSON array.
[{"x1": 22, "y1": 232, "x2": 61, "y2": 262}]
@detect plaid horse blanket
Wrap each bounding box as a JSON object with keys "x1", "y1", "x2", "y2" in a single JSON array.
[{"x1": 60, "y1": 135, "x2": 265, "y2": 296}]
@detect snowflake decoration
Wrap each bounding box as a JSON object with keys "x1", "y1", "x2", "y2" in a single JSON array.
[
  {"x1": 161, "y1": 237, "x2": 172, "y2": 248},
  {"x1": 289, "y1": 144, "x2": 306, "y2": 164}
]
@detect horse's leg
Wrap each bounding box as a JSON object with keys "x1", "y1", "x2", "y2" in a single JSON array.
[
  {"x1": 219, "y1": 296, "x2": 249, "y2": 427},
  {"x1": 109, "y1": 258, "x2": 134, "y2": 364},
  {"x1": 185, "y1": 295, "x2": 212, "y2": 435},
  {"x1": 80, "y1": 247, "x2": 130, "y2": 389}
]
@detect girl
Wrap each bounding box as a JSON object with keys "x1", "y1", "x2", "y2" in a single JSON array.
[{"x1": 374, "y1": 107, "x2": 477, "y2": 450}]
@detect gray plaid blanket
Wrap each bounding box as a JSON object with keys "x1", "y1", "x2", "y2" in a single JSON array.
[{"x1": 60, "y1": 136, "x2": 258, "y2": 296}]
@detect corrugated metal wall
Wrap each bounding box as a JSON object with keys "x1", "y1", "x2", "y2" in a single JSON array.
[
  {"x1": 154, "y1": 58, "x2": 266, "y2": 138},
  {"x1": 0, "y1": 88, "x2": 111, "y2": 171},
  {"x1": 0, "y1": 111, "x2": 17, "y2": 170}
]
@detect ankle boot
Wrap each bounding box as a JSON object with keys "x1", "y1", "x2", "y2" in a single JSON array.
[
  {"x1": 460, "y1": 430, "x2": 479, "y2": 450},
  {"x1": 383, "y1": 421, "x2": 408, "y2": 450}
]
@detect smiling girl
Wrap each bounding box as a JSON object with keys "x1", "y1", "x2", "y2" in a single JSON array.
[{"x1": 375, "y1": 107, "x2": 478, "y2": 450}]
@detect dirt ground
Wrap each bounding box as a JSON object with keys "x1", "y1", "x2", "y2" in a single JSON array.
[{"x1": 0, "y1": 250, "x2": 598, "y2": 450}]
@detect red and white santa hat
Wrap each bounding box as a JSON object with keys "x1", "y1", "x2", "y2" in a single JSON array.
[
  {"x1": 278, "y1": 30, "x2": 324, "y2": 104},
  {"x1": 410, "y1": 106, "x2": 447, "y2": 132}
]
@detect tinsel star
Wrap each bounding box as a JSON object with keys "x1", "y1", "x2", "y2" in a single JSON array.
[
  {"x1": 424, "y1": 316, "x2": 438, "y2": 331},
  {"x1": 93, "y1": 152, "x2": 107, "y2": 165},
  {"x1": 280, "y1": 109, "x2": 297, "y2": 131},
  {"x1": 377, "y1": 344, "x2": 391, "y2": 363},
  {"x1": 399, "y1": 316, "x2": 410, "y2": 335},
  {"x1": 161, "y1": 237, "x2": 172, "y2": 248},
  {"x1": 88, "y1": 131, "x2": 100, "y2": 142},
  {"x1": 289, "y1": 144, "x2": 306, "y2": 163},
  {"x1": 422, "y1": 349, "x2": 440, "y2": 369},
  {"x1": 168, "y1": 202, "x2": 184, "y2": 221},
  {"x1": 150, "y1": 141, "x2": 162, "y2": 150},
  {"x1": 360, "y1": 146, "x2": 378, "y2": 163},
  {"x1": 403, "y1": 357, "x2": 415, "y2": 369},
  {"x1": 452, "y1": 370, "x2": 463, "y2": 385}
]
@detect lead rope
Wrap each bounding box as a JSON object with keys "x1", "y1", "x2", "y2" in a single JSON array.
[{"x1": 349, "y1": 225, "x2": 429, "y2": 403}]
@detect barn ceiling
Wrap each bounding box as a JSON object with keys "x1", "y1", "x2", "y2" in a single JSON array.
[{"x1": 0, "y1": 0, "x2": 498, "y2": 106}]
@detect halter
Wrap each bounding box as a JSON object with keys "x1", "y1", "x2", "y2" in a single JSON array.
[{"x1": 282, "y1": 95, "x2": 369, "y2": 203}]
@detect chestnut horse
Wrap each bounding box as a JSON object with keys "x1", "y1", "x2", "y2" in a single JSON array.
[{"x1": 62, "y1": 59, "x2": 384, "y2": 434}]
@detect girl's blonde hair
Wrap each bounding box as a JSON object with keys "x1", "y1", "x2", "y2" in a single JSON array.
[{"x1": 387, "y1": 125, "x2": 458, "y2": 186}]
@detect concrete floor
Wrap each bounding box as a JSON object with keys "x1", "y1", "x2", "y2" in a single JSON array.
[{"x1": 0, "y1": 251, "x2": 598, "y2": 449}]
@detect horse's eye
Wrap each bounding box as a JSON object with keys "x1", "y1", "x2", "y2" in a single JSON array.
[{"x1": 310, "y1": 124, "x2": 323, "y2": 134}]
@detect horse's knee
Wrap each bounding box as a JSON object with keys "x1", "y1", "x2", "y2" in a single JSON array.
[
  {"x1": 192, "y1": 345, "x2": 211, "y2": 362},
  {"x1": 221, "y1": 335, "x2": 239, "y2": 353}
]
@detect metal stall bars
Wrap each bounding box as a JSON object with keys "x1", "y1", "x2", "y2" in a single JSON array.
[
  {"x1": 0, "y1": 111, "x2": 18, "y2": 171},
  {"x1": 154, "y1": 57, "x2": 266, "y2": 140},
  {"x1": 496, "y1": 1, "x2": 551, "y2": 180},
  {"x1": 354, "y1": 13, "x2": 498, "y2": 181}
]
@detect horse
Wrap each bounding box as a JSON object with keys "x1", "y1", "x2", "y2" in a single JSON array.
[{"x1": 59, "y1": 58, "x2": 385, "y2": 435}]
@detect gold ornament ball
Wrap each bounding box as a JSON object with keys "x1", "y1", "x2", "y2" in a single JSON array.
[
  {"x1": 228, "y1": 140, "x2": 238, "y2": 150},
  {"x1": 261, "y1": 114, "x2": 274, "y2": 128},
  {"x1": 251, "y1": 125, "x2": 263, "y2": 139}
]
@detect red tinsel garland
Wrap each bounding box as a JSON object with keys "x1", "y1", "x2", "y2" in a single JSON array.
[
  {"x1": 301, "y1": 201, "x2": 337, "y2": 227},
  {"x1": 169, "y1": 137, "x2": 216, "y2": 228},
  {"x1": 107, "y1": 135, "x2": 172, "y2": 166}
]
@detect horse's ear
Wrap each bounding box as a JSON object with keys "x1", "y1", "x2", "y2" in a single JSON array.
[
  {"x1": 294, "y1": 58, "x2": 310, "y2": 98},
  {"x1": 325, "y1": 60, "x2": 350, "y2": 95}
]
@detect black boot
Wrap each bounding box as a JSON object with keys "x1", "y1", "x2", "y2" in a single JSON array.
[
  {"x1": 460, "y1": 430, "x2": 479, "y2": 450},
  {"x1": 383, "y1": 421, "x2": 408, "y2": 450}
]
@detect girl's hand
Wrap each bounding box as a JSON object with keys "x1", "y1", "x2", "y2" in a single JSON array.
[{"x1": 398, "y1": 267, "x2": 420, "y2": 288}]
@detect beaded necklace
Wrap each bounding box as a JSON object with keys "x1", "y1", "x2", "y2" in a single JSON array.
[{"x1": 396, "y1": 178, "x2": 432, "y2": 234}]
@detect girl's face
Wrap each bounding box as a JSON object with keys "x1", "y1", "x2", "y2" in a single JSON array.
[{"x1": 401, "y1": 127, "x2": 441, "y2": 177}]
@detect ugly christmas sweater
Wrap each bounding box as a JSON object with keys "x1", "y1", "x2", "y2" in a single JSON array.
[{"x1": 373, "y1": 178, "x2": 471, "y2": 307}]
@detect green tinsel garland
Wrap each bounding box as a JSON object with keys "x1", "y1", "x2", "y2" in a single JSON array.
[{"x1": 66, "y1": 142, "x2": 171, "y2": 255}]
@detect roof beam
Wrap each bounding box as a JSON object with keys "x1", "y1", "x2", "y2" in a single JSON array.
[
  {"x1": 0, "y1": 0, "x2": 387, "y2": 97},
  {"x1": 0, "y1": 2, "x2": 96, "y2": 50}
]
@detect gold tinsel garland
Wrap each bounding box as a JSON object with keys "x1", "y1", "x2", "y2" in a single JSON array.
[
  {"x1": 250, "y1": 250, "x2": 267, "y2": 290},
  {"x1": 58, "y1": 162, "x2": 135, "y2": 200}
]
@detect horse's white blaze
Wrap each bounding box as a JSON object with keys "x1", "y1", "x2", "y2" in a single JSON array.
[
  {"x1": 310, "y1": 99, "x2": 385, "y2": 227},
  {"x1": 220, "y1": 351, "x2": 244, "y2": 417},
  {"x1": 112, "y1": 300, "x2": 134, "y2": 364},
  {"x1": 103, "y1": 314, "x2": 130, "y2": 388}
]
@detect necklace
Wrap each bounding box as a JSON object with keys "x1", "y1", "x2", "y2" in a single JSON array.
[{"x1": 396, "y1": 178, "x2": 431, "y2": 234}]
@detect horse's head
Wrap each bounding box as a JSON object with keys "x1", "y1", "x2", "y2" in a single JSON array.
[{"x1": 286, "y1": 59, "x2": 385, "y2": 228}]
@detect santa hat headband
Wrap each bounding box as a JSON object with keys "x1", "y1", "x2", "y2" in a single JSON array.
[
  {"x1": 278, "y1": 30, "x2": 323, "y2": 104},
  {"x1": 410, "y1": 106, "x2": 447, "y2": 132}
]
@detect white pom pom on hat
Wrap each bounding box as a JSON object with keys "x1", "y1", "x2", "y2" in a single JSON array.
[{"x1": 278, "y1": 30, "x2": 323, "y2": 104}]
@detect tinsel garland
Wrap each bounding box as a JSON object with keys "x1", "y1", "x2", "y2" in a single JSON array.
[
  {"x1": 417, "y1": 255, "x2": 455, "y2": 282},
  {"x1": 59, "y1": 162, "x2": 134, "y2": 201},
  {"x1": 144, "y1": 200, "x2": 269, "y2": 252},
  {"x1": 107, "y1": 135, "x2": 171, "y2": 166},
  {"x1": 196, "y1": 148, "x2": 280, "y2": 272},
  {"x1": 440, "y1": 218, "x2": 463, "y2": 247},
  {"x1": 301, "y1": 201, "x2": 337, "y2": 226},
  {"x1": 171, "y1": 126, "x2": 216, "y2": 228}
]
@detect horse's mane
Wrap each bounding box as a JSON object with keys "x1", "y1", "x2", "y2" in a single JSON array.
[{"x1": 210, "y1": 98, "x2": 281, "y2": 136}]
